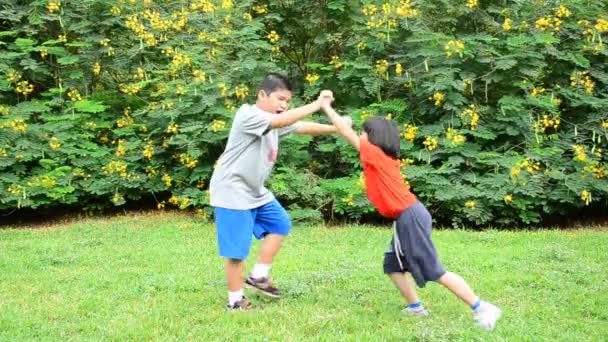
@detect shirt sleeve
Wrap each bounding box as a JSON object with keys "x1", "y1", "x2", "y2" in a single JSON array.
[
  {"x1": 277, "y1": 121, "x2": 303, "y2": 137},
  {"x1": 359, "y1": 137, "x2": 382, "y2": 165},
  {"x1": 237, "y1": 105, "x2": 272, "y2": 136}
]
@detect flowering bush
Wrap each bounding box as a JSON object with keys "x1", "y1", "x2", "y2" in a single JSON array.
[{"x1": 0, "y1": 0, "x2": 606, "y2": 226}]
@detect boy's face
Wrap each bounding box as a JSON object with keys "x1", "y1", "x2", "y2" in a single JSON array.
[{"x1": 257, "y1": 88, "x2": 292, "y2": 114}]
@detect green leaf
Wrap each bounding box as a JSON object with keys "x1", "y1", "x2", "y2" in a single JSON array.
[
  {"x1": 0, "y1": 31, "x2": 18, "y2": 37},
  {"x1": 73, "y1": 100, "x2": 109, "y2": 113},
  {"x1": 15, "y1": 38, "x2": 35, "y2": 50},
  {"x1": 495, "y1": 58, "x2": 517, "y2": 70},
  {"x1": 57, "y1": 56, "x2": 80, "y2": 65}
]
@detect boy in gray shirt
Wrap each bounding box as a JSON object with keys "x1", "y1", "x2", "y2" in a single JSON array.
[{"x1": 209, "y1": 73, "x2": 339, "y2": 310}]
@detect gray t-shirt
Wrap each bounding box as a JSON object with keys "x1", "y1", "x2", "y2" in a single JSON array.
[{"x1": 209, "y1": 104, "x2": 301, "y2": 209}]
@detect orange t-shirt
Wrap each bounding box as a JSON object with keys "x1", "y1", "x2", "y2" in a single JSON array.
[{"x1": 359, "y1": 137, "x2": 418, "y2": 218}]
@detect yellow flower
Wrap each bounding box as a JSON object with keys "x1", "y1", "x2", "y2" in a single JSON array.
[
  {"x1": 8, "y1": 184, "x2": 22, "y2": 195},
  {"x1": 15, "y1": 80, "x2": 34, "y2": 96},
  {"x1": 49, "y1": 137, "x2": 61, "y2": 149},
  {"x1": 6, "y1": 70, "x2": 21, "y2": 83},
  {"x1": 176, "y1": 85, "x2": 187, "y2": 96},
  {"x1": 396, "y1": 0, "x2": 418, "y2": 18},
  {"x1": 197, "y1": 208, "x2": 208, "y2": 220},
  {"x1": 580, "y1": 189, "x2": 591, "y2": 205},
  {"x1": 570, "y1": 71, "x2": 595, "y2": 94},
  {"x1": 40, "y1": 49, "x2": 48, "y2": 58},
  {"x1": 112, "y1": 193, "x2": 124, "y2": 205},
  {"x1": 446, "y1": 128, "x2": 466, "y2": 145},
  {"x1": 395, "y1": 63, "x2": 403, "y2": 76},
  {"x1": 572, "y1": 145, "x2": 587, "y2": 162},
  {"x1": 503, "y1": 18, "x2": 512, "y2": 31},
  {"x1": 534, "y1": 113, "x2": 560, "y2": 133},
  {"x1": 330, "y1": 56, "x2": 343, "y2": 69},
  {"x1": 157, "y1": 201, "x2": 165, "y2": 209},
  {"x1": 221, "y1": 0, "x2": 233, "y2": 10},
  {"x1": 210, "y1": 120, "x2": 226, "y2": 133},
  {"x1": 465, "y1": 200, "x2": 476, "y2": 209},
  {"x1": 168, "y1": 195, "x2": 179, "y2": 205},
  {"x1": 445, "y1": 40, "x2": 465, "y2": 58},
  {"x1": 224, "y1": 100, "x2": 236, "y2": 111},
  {"x1": 119, "y1": 83, "x2": 141, "y2": 95},
  {"x1": 267, "y1": 30, "x2": 280, "y2": 44},
  {"x1": 234, "y1": 84, "x2": 249, "y2": 100},
  {"x1": 504, "y1": 194, "x2": 513, "y2": 204},
  {"x1": 602, "y1": 121, "x2": 608, "y2": 129},
  {"x1": 375, "y1": 59, "x2": 389, "y2": 75},
  {"x1": 167, "y1": 123, "x2": 179, "y2": 134},
  {"x1": 362, "y1": 4, "x2": 377, "y2": 16},
  {"x1": 47, "y1": 1, "x2": 60, "y2": 13},
  {"x1": 253, "y1": 5, "x2": 268, "y2": 14},
  {"x1": 179, "y1": 153, "x2": 198, "y2": 169},
  {"x1": 530, "y1": 86, "x2": 545, "y2": 97},
  {"x1": 1, "y1": 119, "x2": 28, "y2": 133},
  {"x1": 162, "y1": 174, "x2": 172, "y2": 187},
  {"x1": 243, "y1": 13, "x2": 253, "y2": 21},
  {"x1": 460, "y1": 104, "x2": 480, "y2": 129},
  {"x1": 115, "y1": 139, "x2": 126, "y2": 157},
  {"x1": 218, "y1": 83, "x2": 227, "y2": 96},
  {"x1": 596, "y1": 18, "x2": 608, "y2": 32},
  {"x1": 429, "y1": 92, "x2": 445, "y2": 107},
  {"x1": 193, "y1": 70, "x2": 207, "y2": 82},
  {"x1": 466, "y1": 0, "x2": 477, "y2": 9},
  {"x1": 555, "y1": 5, "x2": 571, "y2": 18},
  {"x1": 67, "y1": 89, "x2": 82, "y2": 102},
  {"x1": 58, "y1": 34, "x2": 67, "y2": 43},
  {"x1": 143, "y1": 141, "x2": 154, "y2": 159},
  {"x1": 423, "y1": 136, "x2": 438, "y2": 151},
  {"x1": 101, "y1": 160, "x2": 128, "y2": 175},
  {"x1": 110, "y1": 6, "x2": 121, "y2": 15},
  {"x1": 179, "y1": 197, "x2": 190, "y2": 209},
  {"x1": 0, "y1": 105, "x2": 9, "y2": 116},
  {"x1": 305, "y1": 73, "x2": 320, "y2": 85},
  {"x1": 93, "y1": 62, "x2": 101, "y2": 76},
  {"x1": 402, "y1": 124, "x2": 418, "y2": 142}
]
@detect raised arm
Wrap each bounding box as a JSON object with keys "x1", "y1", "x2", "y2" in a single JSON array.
[
  {"x1": 321, "y1": 104, "x2": 360, "y2": 151},
  {"x1": 269, "y1": 90, "x2": 333, "y2": 129}
]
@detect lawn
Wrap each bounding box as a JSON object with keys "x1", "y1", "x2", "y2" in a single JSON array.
[{"x1": 1, "y1": 212, "x2": 607, "y2": 341}]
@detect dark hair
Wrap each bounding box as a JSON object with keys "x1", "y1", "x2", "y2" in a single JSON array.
[
  {"x1": 259, "y1": 73, "x2": 293, "y2": 94},
  {"x1": 363, "y1": 117, "x2": 401, "y2": 159}
]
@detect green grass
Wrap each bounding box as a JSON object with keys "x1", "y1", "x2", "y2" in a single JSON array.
[{"x1": 1, "y1": 212, "x2": 607, "y2": 341}]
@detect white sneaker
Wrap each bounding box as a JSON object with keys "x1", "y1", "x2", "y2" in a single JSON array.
[
  {"x1": 473, "y1": 302, "x2": 502, "y2": 331},
  {"x1": 402, "y1": 307, "x2": 430, "y2": 316}
]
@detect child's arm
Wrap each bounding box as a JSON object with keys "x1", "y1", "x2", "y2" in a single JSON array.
[
  {"x1": 321, "y1": 104, "x2": 360, "y2": 151},
  {"x1": 269, "y1": 90, "x2": 333, "y2": 129},
  {"x1": 294, "y1": 121, "x2": 337, "y2": 136}
]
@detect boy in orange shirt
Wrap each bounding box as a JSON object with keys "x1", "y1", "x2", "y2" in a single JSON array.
[{"x1": 320, "y1": 100, "x2": 502, "y2": 331}]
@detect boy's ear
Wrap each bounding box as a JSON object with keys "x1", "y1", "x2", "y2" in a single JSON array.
[{"x1": 258, "y1": 89, "x2": 267, "y2": 100}]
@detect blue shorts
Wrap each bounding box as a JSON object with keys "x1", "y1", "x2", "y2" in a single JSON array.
[{"x1": 214, "y1": 199, "x2": 291, "y2": 260}]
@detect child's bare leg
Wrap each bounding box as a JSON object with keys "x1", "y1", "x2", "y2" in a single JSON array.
[
  {"x1": 436, "y1": 271, "x2": 478, "y2": 306},
  {"x1": 437, "y1": 271, "x2": 502, "y2": 330},
  {"x1": 250, "y1": 233, "x2": 284, "y2": 279},
  {"x1": 389, "y1": 272, "x2": 420, "y2": 304},
  {"x1": 225, "y1": 258, "x2": 245, "y2": 291},
  {"x1": 257, "y1": 233, "x2": 284, "y2": 264}
]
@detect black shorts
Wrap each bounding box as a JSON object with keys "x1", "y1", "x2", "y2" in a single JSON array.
[{"x1": 382, "y1": 202, "x2": 446, "y2": 287}]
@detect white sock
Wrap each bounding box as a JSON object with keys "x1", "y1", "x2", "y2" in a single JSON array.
[
  {"x1": 228, "y1": 289, "x2": 244, "y2": 305},
  {"x1": 251, "y1": 263, "x2": 271, "y2": 279}
]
